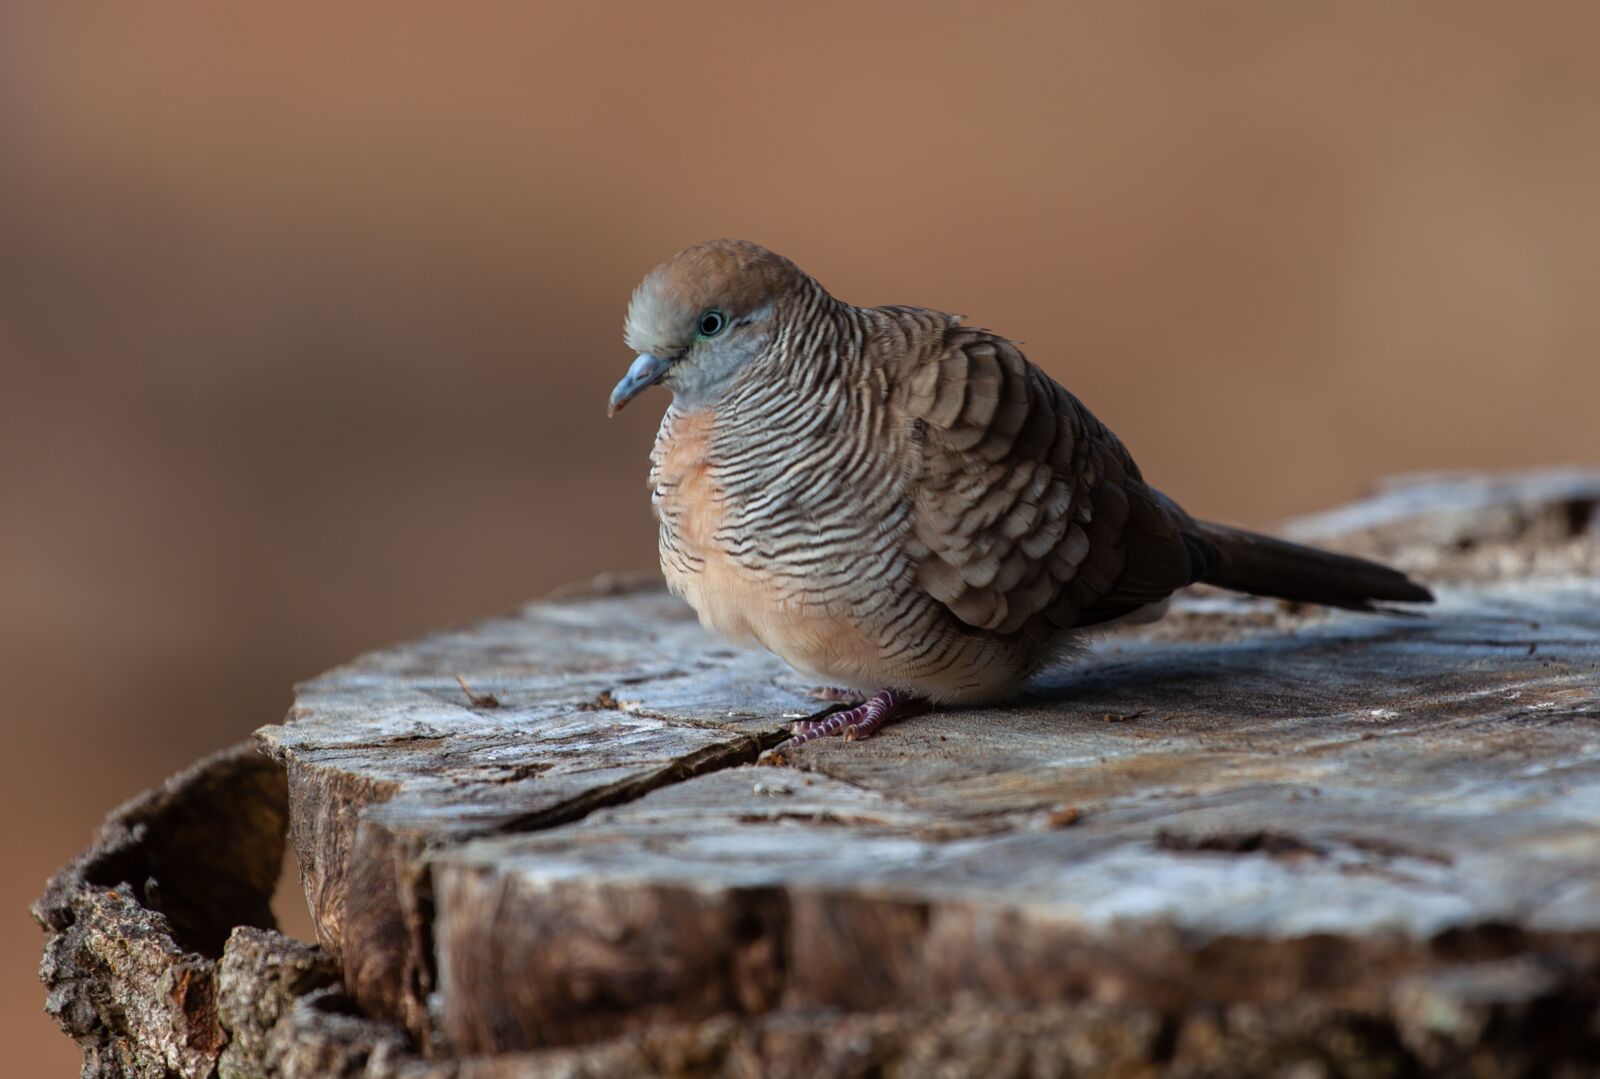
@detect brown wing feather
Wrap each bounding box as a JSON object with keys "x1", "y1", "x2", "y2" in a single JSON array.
[{"x1": 902, "y1": 324, "x2": 1203, "y2": 638}]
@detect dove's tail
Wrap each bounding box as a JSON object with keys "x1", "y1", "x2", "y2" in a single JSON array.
[{"x1": 1187, "y1": 520, "x2": 1433, "y2": 612}]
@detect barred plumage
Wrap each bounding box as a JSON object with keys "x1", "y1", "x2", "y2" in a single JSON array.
[{"x1": 613, "y1": 240, "x2": 1432, "y2": 737}]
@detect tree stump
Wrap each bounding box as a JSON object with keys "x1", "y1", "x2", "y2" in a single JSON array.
[{"x1": 37, "y1": 470, "x2": 1600, "y2": 1077}]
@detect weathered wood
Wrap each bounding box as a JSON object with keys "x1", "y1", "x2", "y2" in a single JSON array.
[
  {"x1": 38, "y1": 469, "x2": 1600, "y2": 1076},
  {"x1": 33, "y1": 743, "x2": 293, "y2": 1079}
]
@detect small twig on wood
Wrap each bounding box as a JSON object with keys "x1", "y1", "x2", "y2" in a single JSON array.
[
  {"x1": 454, "y1": 675, "x2": 501, "y2": 709},
  {"x1": 1101, "y1": 709, "x2": 1151, "y2": 722}
]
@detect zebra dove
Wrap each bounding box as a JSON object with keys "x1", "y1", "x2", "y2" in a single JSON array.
[{"x1": 608, "y1": 240, "x2": 1431, "y2": 747}]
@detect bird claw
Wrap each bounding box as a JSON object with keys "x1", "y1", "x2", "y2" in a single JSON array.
[{"x1": 774, "y1": 689, "x2": 916, "y2": 752}]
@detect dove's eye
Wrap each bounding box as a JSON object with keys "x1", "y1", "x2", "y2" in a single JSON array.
[{"x1": 696, "y1": 309, "x2": 728, "y2": 339}]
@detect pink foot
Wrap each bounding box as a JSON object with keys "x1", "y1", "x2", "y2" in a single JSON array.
[{"x1": 776, "y1": 689, "x2": 919, "y2": 751}]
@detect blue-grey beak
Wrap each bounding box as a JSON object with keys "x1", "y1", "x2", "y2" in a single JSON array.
[{"x1": 608, "y1": 353, "x2": 674, "y2": 416}]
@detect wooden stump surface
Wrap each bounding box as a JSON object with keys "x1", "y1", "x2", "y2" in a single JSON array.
[{"x1": 37, "y1": 469, "x2": 1600, "y2": 1077}]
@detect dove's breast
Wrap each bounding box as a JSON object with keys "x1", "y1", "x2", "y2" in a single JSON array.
[
  {"x1": 649, "y1": 399, "x2": 1043, "y2": 703},
  {"x1": 649, "y1": 405, "x2": 877, "y2": 675}
]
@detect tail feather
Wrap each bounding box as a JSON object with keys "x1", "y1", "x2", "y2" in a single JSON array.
[{"x1": 1190, "y1": 520, "x2": 1433, "y2": 611}]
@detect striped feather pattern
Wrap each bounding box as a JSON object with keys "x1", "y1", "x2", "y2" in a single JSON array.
[
  {"x1": 630, "y1": 240, "x2": 1426, "y2": 706},
  {"x1": 647, "y1": 276, "x2": 1180, "y2": 702}
]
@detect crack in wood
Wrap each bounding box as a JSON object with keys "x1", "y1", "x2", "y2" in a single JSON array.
[{"x1": 495, "y1": 731, "x2": 787, "y2": 835}]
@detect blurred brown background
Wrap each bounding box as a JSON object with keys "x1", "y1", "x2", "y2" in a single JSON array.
[{"x1": 5, "y1": 3, "x2": 1599, "y2": 1072}]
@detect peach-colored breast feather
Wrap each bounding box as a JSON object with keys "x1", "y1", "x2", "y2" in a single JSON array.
[{"x1": 652, "y1": 408, "x2": 886, "y2": 690}]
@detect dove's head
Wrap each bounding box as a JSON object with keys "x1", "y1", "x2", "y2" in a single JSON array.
[{"x1": 609, "y1": 240, "x2": 811, "y2": 415}]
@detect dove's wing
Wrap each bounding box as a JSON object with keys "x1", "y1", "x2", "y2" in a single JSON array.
[{"x1": 900, "y1": 324, "x2": 1211, "y2": 637}]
